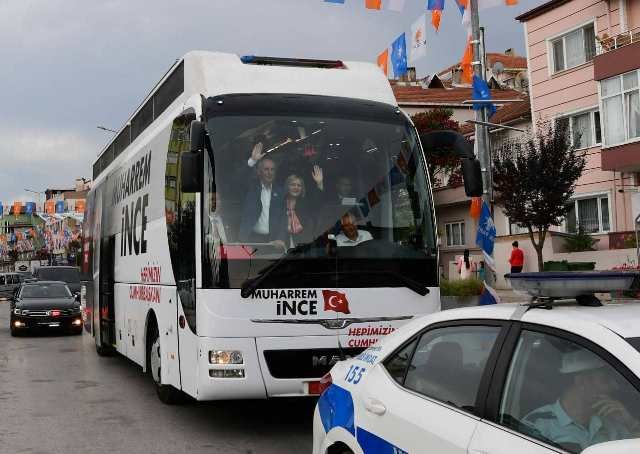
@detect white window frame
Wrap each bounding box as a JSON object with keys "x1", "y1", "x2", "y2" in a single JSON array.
[
  {"x1": 507, "y1": 218, "x2": 529, "y2": 236},
  {"x1": 599, "y1": 69, "x2": 640, "y2": 148},
  {"x1": 445, "y1": 221, "x2": 465, "y2": 247},
  {"x1": 564, "y1": 192, "x2": 612, "y2": 234},
  {"x1": 546, "y1": 20, "x2": 597, "y2": 75},
  {"x1": 556, "y1": 106, "x2": 601, "y2": 150}
]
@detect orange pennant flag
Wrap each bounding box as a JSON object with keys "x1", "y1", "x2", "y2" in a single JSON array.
[
  {"x1": 365, "y1": 0, "x2": 382, "y2": 9},
  {"x1": 505, "y1": 0, "x2": 518, "y2": 4},
  {"x1": 377, "y1": 49, "x2": 389, "y2": 77},
  {"x1": 461, "y1": 36, "x2": 473, "y2": 84},
  {"x1": 458, "y1": 0, "x2": 468, "y2": 7},
  {"x1": 431, "y1": 10, "x2": 442, "y2": 32}
]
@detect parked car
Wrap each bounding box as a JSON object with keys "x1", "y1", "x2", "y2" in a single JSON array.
[
  {"x1": 10, "y1": 281, "x2": 82, "y2": 336},
  {"x1": 16, "y1": 271, "x2": 37, "y2": 283},
  {"x1": 313, "y1": 302, "x2": 640, "y2": 454},
  {"x1": 0, "y1": 272, "x2": 23, "y2": 298},
  {"x1": 32, "y1": 266, "x2": 81, "y2": 295}
]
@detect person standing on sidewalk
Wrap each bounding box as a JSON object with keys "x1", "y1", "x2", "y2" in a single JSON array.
[{"x1": 509, "y1": 241, "x2": 524, "y2": 273}]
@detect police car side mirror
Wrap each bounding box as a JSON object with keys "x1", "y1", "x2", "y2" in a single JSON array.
[
  {"x1": 180, "y1": 151, "x2": 202, "y2": 193},
  {"x1": 419, "y1": 130, "x2": 483, "y2": 197},
  {"x1": 582, "y1": 439, "x2": 640, "y2": 454}
]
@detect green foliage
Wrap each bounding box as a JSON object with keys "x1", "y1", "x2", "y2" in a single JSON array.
[
  {"x1": 411, "y1": 108, "x2": 462, "y2": 187},
  {"x1": 563, "y1": 227, "x2": 597, "y2": 252},
  {"x1": 493, "y1": 120, "x2": 586, "y2": 270},
  {"x1": 440, "y1": 278, "x2": 484, "y2": 296}
]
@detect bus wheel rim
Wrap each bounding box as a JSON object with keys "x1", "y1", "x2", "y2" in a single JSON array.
[{"x1": 151, "y1": 337, "x2": 161, "y2": 384}]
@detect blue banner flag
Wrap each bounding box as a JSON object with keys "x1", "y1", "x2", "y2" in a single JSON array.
[
  {"x1": 479, "y1": 282, "x2": 500, "y2": 305},
  {"x1": 472, "y1": 75, "x2": 497, "y2": 117},
  {"x1": 391, "y1": 33, "x2": 408, "y2": 78},
  {"x1": 325, "y1": 0, "x2": 346, "y2": 3},
  {"x1": 55, "y1": 201, "x2": 64, "y2": 213},
  {"x1": 476, "y1": 201, "x2": 496, "y2": 256},
  {"x1": 0, "y1": 204, "x2": 3, "y2": 217},
  {"x1": 426, "y1": 0, "x2": 444, "y2": 10}
]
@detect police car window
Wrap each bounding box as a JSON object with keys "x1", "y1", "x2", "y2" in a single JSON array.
[
  {"x1": 402, "y1": 325, "x2": 500, "y2": 412},
  {"x1": 498, "y1": 330, "x2": 640, "y2": 454},
  {"x1": 627, "y1": 337, "x2": 640, "y2": 353},
  {"x1": 384, "y1": 338, "x2": 418, "y2": 384}
]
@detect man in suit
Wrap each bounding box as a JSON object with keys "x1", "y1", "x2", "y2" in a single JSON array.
[{"x1": 239, "y1": 151, "x2": 285, "y2": 247}]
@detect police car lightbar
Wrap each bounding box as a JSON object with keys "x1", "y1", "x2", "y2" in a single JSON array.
[{"x1": 240, "y1": 55, "x2": 345, "y2": 69}]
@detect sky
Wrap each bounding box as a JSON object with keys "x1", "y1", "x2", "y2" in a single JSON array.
[{"x1": 0, "y1": 0, "x2": 542, "y2": 205}]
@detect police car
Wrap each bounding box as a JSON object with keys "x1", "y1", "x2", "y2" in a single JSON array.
[{"x1": 313, "y1": 302, "x2": 640, "y2": 454}]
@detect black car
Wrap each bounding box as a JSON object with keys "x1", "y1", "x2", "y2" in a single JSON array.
[
  {"x1": 32, "y1": 266, "x2": 81, "y2": 295},
  {"x1": 10, "y1": 281, "x2": 82, "y2": 336}
]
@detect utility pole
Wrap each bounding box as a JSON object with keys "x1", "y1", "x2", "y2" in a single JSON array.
[{"x1": 470, "y1": 0, "x2": 497, "y2": 290}]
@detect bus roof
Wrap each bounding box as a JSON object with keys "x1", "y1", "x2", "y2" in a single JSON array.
[{"x1": 93, "y1": 51, "x2": 396, "y2": 182}]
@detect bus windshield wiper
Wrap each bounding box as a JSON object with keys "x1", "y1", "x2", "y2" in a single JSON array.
[
  {"x1": 387, "y1": 271, "x2": 430, "y2": 296},
  {"x1": 240, "y1": 242, "x2": 312, "y2": 298}
]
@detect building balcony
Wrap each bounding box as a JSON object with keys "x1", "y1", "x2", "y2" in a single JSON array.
[
  {"x1": 594, "y1": 28, "x2": 640, "y2": 81},
  {"x1": 601, "y1": 141, "x2": 640, "y2": 172}
]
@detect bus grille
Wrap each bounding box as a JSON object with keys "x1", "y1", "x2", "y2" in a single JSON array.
[{"x1": 263, "y1": 348, "x2": 365, "y2": 379}]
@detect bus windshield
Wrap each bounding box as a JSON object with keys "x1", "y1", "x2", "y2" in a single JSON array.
[{"x1": 202, "y1": 95, "x2": 437, "y2": 290}]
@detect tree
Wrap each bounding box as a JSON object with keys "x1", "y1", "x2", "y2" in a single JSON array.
[
  {"x1": 411, "y1": 108, "x2": 463, "y2": 187},
  {"x1": 493, "y1": 120, "x2": 586, "y2": 271}
]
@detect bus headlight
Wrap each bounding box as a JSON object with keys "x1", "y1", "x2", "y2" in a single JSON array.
[
  {"x1": 209, "y1": 350, "x2": 243, "y2": 365},
  {"x1": 13, "y1": 309, "x2": 22, "y2": 315}
]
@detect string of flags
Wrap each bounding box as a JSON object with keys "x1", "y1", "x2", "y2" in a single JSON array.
[
  {"x1": 373, "y1": 0, "x2": 517, "y2": 79},
  {"x1": 324, "y1": 0, "x2": 406, "y2": 11}
]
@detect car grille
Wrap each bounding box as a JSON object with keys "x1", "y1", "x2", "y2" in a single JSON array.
[
  {"x1": 21, "y1": 309, "x2": 76, "y2": 317},
  {"x1": 263, "y1": 347, "x2": 365, "y2": 379}
]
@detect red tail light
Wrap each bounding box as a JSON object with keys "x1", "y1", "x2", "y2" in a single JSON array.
[
  {"x1": 50, "y1": 310, "x2": 61, "y2": 317},
  {"x1": 318, "y1": 372, "x2": 333, "y2": 395}
]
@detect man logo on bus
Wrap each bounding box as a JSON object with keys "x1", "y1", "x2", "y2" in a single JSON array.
[{"x1": 322, "y1": 290, "x2": 350, "y2": 314}]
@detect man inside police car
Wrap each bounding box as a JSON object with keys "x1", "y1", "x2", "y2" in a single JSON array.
[{"x1": 523, "y1": 349, "x2": 640, "y2": 451}]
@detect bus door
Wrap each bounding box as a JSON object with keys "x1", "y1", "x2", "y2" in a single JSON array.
[{"x1": 98, "y1": 235, "x2": 116, "y2": 349}]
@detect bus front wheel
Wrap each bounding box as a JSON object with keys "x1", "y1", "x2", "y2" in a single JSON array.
[{"x1": 147, "y1": 319, "x2": 184, "y2": 405}]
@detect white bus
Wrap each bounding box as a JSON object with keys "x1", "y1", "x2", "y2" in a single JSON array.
[{"x1": 82, "y1": 51, "x2": 481, "y2": 403}]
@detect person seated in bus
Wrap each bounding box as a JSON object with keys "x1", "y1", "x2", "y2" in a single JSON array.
[
  {"x1": 239, "y1": 154, "x2": 285, "y2": 247},
  {"x1": 335, "y1": 212, "x2": 372, "y2": 247},
  {"x1": 281, "y1": 170, "x2": 325, "y2": 248}
]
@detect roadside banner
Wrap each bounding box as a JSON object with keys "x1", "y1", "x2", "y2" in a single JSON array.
[{"x1": 476, "y1": 201, "x2": 496, "y2": 256}]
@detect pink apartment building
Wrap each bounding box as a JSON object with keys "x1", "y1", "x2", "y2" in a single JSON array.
[{"x1": 500, "y1": 0, "x2": 640, "y2": 282}]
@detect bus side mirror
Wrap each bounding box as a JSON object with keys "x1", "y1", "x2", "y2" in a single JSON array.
[
  {"x1": 180, "y1": 151, "x2": 202, "y2": 193},
  {"x1": 190, "y1": 120, "x2": 205, "y2": 153},
  {"x1": 461, "y1": 158, "x2": 483, "y2": 197},
  {"x1": 419, "y1": 130, "x2": 483, "y2": 197}
]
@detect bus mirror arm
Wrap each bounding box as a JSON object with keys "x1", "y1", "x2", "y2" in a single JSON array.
[
  {"x1": 190, "y1": 120, "x2": 206, "y2": 153},
  {"x1": 180, "y1": 120, "x2": 208, "y2": 193},
  {"x1": 419, "y1": 130, "x2": 483, "y2": 198}
]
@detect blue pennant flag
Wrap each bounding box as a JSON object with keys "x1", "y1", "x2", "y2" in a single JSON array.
[
  {"x1": 391, "y1": 33, "x2": 408, "y2": 78},
  {"x1": 324, "y1": 0, "x2": 345, "y2": 3},
  {"x1": 472, "y1": 75, "x2": 497, "y2": 117},
  {"x1": 426, "y1": 0, "x2": 444, "y2": 10},
  {"x1": 476, "y1": 201, "x2": 496, "y2": 256},
  {"x1": 479, "y1": 282, "x2": 500, "y2": 305},
  {"x1": 454, "y1": 0, "x2": 466, "y2": 15}
]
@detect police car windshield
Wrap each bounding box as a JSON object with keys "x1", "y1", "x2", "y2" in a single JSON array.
[{"x1": 200, "y1": 94, "x2": 437, "y2": 290}]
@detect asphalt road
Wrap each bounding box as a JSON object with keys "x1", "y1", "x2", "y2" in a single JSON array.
[{"x1": 0, "y1": 302, "x2": 315, "y2": 454}]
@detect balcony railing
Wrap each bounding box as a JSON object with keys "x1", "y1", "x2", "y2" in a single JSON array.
[{"x1": 596, "y1": 27, "x2": 640, "y2": 55}]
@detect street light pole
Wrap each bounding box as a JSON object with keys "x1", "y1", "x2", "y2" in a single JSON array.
[
  {"x1": 470, "y1": 0, "x2": 497, "y2": 290},
  {"x1": 24, "y1": 188, "x2": 44, "y2": 214}
]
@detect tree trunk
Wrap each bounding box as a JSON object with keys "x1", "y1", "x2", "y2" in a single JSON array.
[{"x1": 527, "y1": 226, "x2": 548, "y2": 272}]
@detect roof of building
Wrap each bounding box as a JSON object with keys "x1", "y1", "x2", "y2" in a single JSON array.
[
  {"x1": 391, "y1": 82, "x2": 524, "y2": 106},
  {"x1": 459, "y1": 96, "x2": 531, "y2": 135},
  {"x1": 62, "y1": 190, "x2": 88, "y2": 200},
  {"x1": 437, "y1": 52, "x2": 527, "y2": 78},
  {"x1": 515, "y1": 0, "x2": 571, "y2": 22}
]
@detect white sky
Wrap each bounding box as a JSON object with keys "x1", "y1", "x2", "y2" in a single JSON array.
[{"x1": 0, "y1": 0, "x2": 542, "y2": 204}]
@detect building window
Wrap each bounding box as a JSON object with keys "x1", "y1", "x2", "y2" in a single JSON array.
[
  {"x1": 508, "y1": 220, "x2": 528, "y2": 235},
  {"x1": 558, "y1": 109, "x2": 601, "y2": 149},
  {"x1": 601, "y1": 70, "x2": 640, "y2": 146},
  {"x1": 445, "y1": 221, "x2": 465, "y2": 246},
  {"x1": 550, "y1": 23, "x2": 596, "y2": 73},
  {"x1": 566, "y1": 194, "x2": 610, "y2": 233}
]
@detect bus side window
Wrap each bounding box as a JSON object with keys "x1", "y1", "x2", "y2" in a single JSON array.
[{"x1": 165, "y1": 112, "x2": 197, "y2": 332}]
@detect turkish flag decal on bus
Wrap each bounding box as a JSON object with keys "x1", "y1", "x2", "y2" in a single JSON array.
[{"x1": 322, "y1": 290, "x2": 350, "y2": 314}]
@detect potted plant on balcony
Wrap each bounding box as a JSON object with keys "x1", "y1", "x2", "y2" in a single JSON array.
[
  {"x1": 596, "y1": 33, "x2": 613, "y2": 52},
  {"x1": 440, "y1": 278, "x2": 484, "y2": 309}
]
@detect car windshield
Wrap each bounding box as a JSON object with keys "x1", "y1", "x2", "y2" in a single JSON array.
[
  {"x1": 37, "y1": 268, "x2": 80, "y2": 283},
  {"x1": 200, "y1": 95, "x2": 437, "y2": 290},
  {"x1": 21, "y1": 284, "x2": 71, "y2": 299}
]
